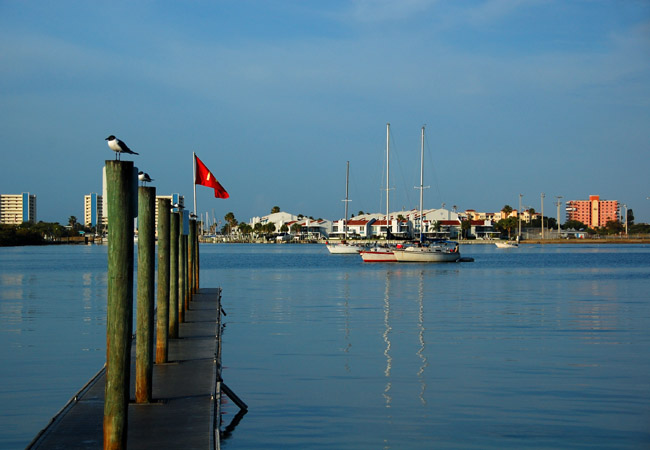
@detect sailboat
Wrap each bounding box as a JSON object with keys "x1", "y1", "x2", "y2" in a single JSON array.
[
  {"x1": 326, "y1": 161, "x2": 365, "y2": 254},
  {"x1": 392, "y1": 126, "x2": 461, "y2": 263},
  {"x1": 361, "y1": 123, "x2": 397, "y2": 262}
]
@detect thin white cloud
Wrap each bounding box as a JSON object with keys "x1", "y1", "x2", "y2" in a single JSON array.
[{"x1": 345, "y1": 0, "x2": 438, "y2": 22}]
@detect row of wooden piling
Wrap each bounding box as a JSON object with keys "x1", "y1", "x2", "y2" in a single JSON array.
[{"x1": 104, "y1": 160, "x2": 200, "y2": 450}]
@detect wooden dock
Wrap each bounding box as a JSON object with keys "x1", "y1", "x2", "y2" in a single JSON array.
[{"x1": 28, "y1": 288, "x2": 225, "y2": 450}]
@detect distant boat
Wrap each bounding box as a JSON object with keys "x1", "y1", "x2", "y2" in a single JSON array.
[
  {"x1": 326, "y1": 240, "x2": 365, "y2": 254},
  {"x1": 327, "y1": 161, "x2": 365, "y2": 254},
  {"x1": 360, "y1": 244, "x2": 397, "y2": 262},
  {"x1": 391, "y1": 126, "x2": 461, "y2": 263},
  {"x1": 495, "y1": 241, "x2": 518, "y2": 249},
  {"x1": 393, "y1": 240, "x2": 461, "y2": 263},
  {"x1": 361, "y1": 123, "x2": 397, "y2": 263}
]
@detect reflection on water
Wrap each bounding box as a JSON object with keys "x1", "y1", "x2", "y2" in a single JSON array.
[
  {"x1": 416, "y1": 270, "x2": 427, "y2": 406},
  {"x1": 382, "y1": 271, "x2": 392, "y2": 408},
  {"x1": 0, "y1": 246, "x2": 108, "y2": 448},
  {"x1": 206, "y1": 244, "x2": 650, "y2": 449},
  {"x1": 2, "y1": 244, "x2": 650, "y2": 449}
]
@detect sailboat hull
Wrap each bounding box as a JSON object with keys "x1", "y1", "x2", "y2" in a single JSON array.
[
  {"x1": 326, "y1": 243, "x2": 364, "y2": 254},
  {"x1": 360, "y1": 249, "x2": 397, "y2": 262},
  {"x1": 393, "y1": 246, "x2": 460, "y2": 263}
]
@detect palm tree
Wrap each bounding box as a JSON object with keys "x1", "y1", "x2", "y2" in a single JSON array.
[
  {"x1": 271, "y1": 206, "x2": 280, "y2": 214},
  {"x1": 224, "y1": 212, "x2": 237, "y2": 234}
]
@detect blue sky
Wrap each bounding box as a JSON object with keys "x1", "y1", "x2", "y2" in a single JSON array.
[{"x1": 1, "y1": 1, "x2": 649, "y2": 225}]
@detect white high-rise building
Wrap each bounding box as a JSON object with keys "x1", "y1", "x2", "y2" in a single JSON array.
[{"x1": 0, "y1": 193, "x2": 37, "y2": 225}]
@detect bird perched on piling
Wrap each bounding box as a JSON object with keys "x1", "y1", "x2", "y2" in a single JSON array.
[
  {"x1": 138, "y1": 171, "x2": 153, "y2": 185},
  {"x1": 105, "y1": 135, "x2": 138, "y2": 160}
]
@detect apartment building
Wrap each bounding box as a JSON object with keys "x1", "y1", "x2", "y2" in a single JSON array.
[
  {"x1": 84, "y1": 193, "x2": 106, "y2": 228},
  {"x1": 0, "y1": 193, "x2": 37, "y2": 224},
  {"x1": 566, "y1": 195, "x2": 619, "y2": 228}
]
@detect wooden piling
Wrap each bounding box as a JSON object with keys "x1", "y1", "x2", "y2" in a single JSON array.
[
  {"x1": 155, "y1": 198, "x2": 171, "y2": 364},
  {"x1": 183, "y1": 235, "x2": 190, "y2": 311},
  {"x1": 104, "y1": 160, "x2": 135, "y2": 450},
  {"x1": 195, "y1": 221, "x2": 201, "y2": 291},
  {"x1": 178, "y1": 217, "x2": 186, "y2": 323},
  {"x1": 136, "y1": 186, "x2": 155, "y2": 403},
  {"x1": 189, "y1": 220, "x2": 196, "y2": 296},
  {"x1": 169, "y1": 212, "x2": 179, "y2": 339}
]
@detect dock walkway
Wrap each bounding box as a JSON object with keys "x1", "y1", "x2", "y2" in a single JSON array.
[{"x1": 29, "y1": 288, "x2": 222, "y2": 450}]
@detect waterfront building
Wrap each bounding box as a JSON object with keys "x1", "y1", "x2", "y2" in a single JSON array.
[
  {"x1": 285, "y1": 217, "x2": 332, "y2": 240},
  {"x1": 154, "y1": 194, "x2": 184, "y2": 234},
  {"x1": 84, "y1": 193, "x2": 106, "y2": 228},
  {"x1": 0, "y1": 193, "x2": 37, "y2": 225},
  {"x1": 249, "y1": 211, "x2": 298, "y2": 232},
  {"x1": 566, "y1": 195, "x2": 619, "y2": 228}
]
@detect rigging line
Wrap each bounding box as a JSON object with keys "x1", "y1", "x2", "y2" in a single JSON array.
[
  {"x1": 424, "y1": 130, "x2": 443, "y2": 208},
  {"x1": 389, "y1": 127, "x2": 414, "y2": 212},
  {"x1": 348, "y1": 164, "x2": 364, "y2": 217}
]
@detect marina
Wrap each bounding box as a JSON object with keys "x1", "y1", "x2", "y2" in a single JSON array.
[{"x1": 1, "y1": 243, "x2": 649, "y2": 448}]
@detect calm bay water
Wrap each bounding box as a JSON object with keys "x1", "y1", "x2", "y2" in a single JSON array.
[{"x1": 1, "y1": 243, "x2": 649, "y2": 449}]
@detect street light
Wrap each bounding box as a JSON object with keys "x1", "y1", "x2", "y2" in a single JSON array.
[{"x1": 555, "y1": 196, "x2": 563, "y2": 237}]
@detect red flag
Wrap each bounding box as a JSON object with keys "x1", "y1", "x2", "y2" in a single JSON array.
[{"x1": 195, "y1": 154, "x2": 229, "y2": 199}]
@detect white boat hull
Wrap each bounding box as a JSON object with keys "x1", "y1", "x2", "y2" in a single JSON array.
[
  {"x1": 495, "y1": 242, "x2": 518, "y2": 249},
  {"x1": 360, "y1": 250, "x2": 397, "y2": 262},
  {"x1": 393, "y1": 246, "x2": 460, "y2": 263},
  {"x1": 326, "y1": 243, "x2": 364, "y2": 254}
]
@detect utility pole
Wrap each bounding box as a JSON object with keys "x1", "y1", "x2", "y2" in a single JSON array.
[
  {"x1": 623, "y1": 204, "x2": 628, "y2": 235},
  {"x1": 555, "y1": 196, "x2": 563, "y2": 237},
  {"x1": 541, "y1": 192, "x2": 545, "y2": 240},
  {"x1": 518, "y1": 193, "x2": 523, "y2": 241}
]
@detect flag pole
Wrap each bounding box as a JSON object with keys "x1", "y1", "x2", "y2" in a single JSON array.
[{"x1": 192, "y1": 152, "x2": 197, "y2": 215}]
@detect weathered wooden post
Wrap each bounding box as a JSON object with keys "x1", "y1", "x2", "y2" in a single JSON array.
[
  {"x1": 169, "y1": 211, "x2": 179, "y2": 339},
  {"x1": 104, "y1": 160, "x2": 135, "y2": 450},
  {"x1": 195, "y1": 221, "x2": 200, "y2": 290},
  {"x1": 178, "y1": 214, "x2": 186, "y2": 323},
  {"x1": 155, "y1": 198, "x2": 171, "y2": 363},
  {"x1": 188, "y1": 219, "x2": 196, "y2": 296},
  {"x1": 136, "y1": 186, "x2": 155, "y2": 403},
  {"x1": 183, "y1": 234, "x2": 190, "y2": 311}
]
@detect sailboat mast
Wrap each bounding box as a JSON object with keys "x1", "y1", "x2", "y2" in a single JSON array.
[
  {"x1": 419, "y1": 126, "x2": 425, "y2": 241},
  {"x1": 386, "y1": 123, "x2": 390, "y2": 232},
  {"x1": 344, "y1": 161, "x2": 350, "y2": 239}
]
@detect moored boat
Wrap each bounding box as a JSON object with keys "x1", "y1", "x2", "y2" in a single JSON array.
[
  {"x1": 392, "y1": 240, "x2": 460, "y2": 263},
  {"x1": 360, "y1": 244, "x2": 397, "y2": 262},
  {"x1": 360, "y1": 123, "x2": 397, "y2": 263},
  {"x1": 391, "y1": 126, "x2": 461, "y2": 263},
  {"x1": 495, "y1": 241, "x2": 518, "y2": 249},
  {"x1": 326, "y1": 241, "x2": 365, "y2": 254}
]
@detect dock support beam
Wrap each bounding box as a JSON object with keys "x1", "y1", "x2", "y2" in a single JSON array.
[
  {"x1": 104, "y1": 160, "x2": 135, "y2": 450},
  {"x1": 156, "y1": 198, "x2": 171, "y2": 363},
  {"x1": 189, "y1": 220, "x2": 196, "y2": 296},
  {"x1": 136, "y1": 186, "x2": 155, "y2": 403},
  {"x1": 178, "y1": 216, "x2": 186, "y2": 323},
  {"x1": 169, "y1": 212, "x2": 179, "y2": 339}
]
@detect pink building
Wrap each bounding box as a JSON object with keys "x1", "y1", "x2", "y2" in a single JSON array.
[{"x1": 565, "y1": 195, "x2": 619, "y2": 228}]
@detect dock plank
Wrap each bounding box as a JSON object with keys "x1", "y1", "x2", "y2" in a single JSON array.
[{"x1": 29, "y1": 288, "x2": 221, "y2": 450}]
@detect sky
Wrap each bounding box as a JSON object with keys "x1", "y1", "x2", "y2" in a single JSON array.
[{"x1": 1, "y1": 0, "x2": 649, "y2": 226}]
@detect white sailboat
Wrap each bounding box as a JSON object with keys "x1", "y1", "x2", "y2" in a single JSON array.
[
  {"x1": 393, "y1": 126, "x2": 461, "y2": 263},
  {"x1": 495, "y1": 241, "x2": 518, "y2": 248},
  {"x1": 326, "y1": 161, "x2": 365, "y2": 254},
  {"x1": 361, "y1": 123, "x2": 397, "y2": 262}
]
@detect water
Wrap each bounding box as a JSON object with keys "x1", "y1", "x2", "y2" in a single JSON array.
[{"x1": 1, "y1": 244, "x2": 649, "y2": 449}]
